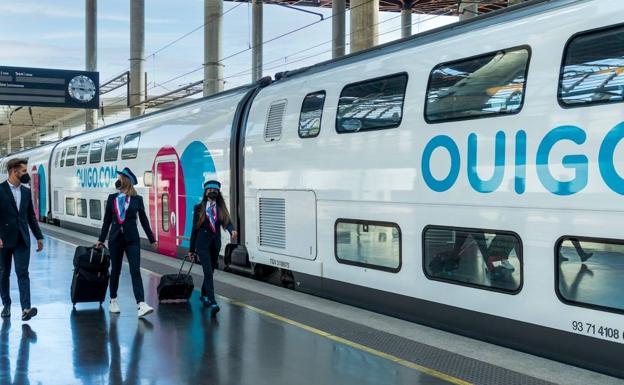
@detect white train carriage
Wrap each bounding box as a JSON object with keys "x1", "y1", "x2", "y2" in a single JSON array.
[
  {"x1": 1, "y1": 0, "x2": 622, "y2": 377},
  {"x1": 0, "y1": 142, "x2": 58, "y2": 221}
]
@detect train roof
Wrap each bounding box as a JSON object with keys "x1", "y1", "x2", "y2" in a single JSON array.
[{"x1": 272, "y1": 0, "x2": 583, "y2": 83}]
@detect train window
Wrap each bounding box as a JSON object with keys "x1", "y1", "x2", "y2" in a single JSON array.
[
  {"x1": 299, "y1": 91, "x2": 326, "y2": 138},
  {"x1": 425, "y1": 46, "x2": 530, "y2": 123},
  {"x1": 423, "y1": 226, "x2": 522, "y2": 293},
  {"x1": 76, "y1": 199, "x2": 87, "y2": 218},
  {"x1": 335, "y1": 219, "x2": 401, "y2": 272},
  {"x1": 65, "y1": 197, "x2": 75, "y2": 216},
  {"x1": 162, "y1": 193, "x2": 169, "y2": 232},
  {"x1": 121, "y1": 133, "x2": 141, "y2": 160},
  {"x1": 76, "y1": 144, "x2": 90, "y2": 165},
  {"x1": 90, "y1": 140, "x2": 104, "y2": 164},
  {"x1": 59, "y1": 149, "x2": 66, "y2": 167},
  {"x1": 54, "y1": 152, "x2": 60, "y2": 168},
  {"x1": 559, "y1": 24, "x2": 624, "y2": 107},
  {"x1": 89, "y1": 199, "x2": 102, "y2": 220},
  {"x1": 557, "y1": 236, "x2": 624, "y2": 314},
  {"x1": 104, "y1": 137, "x2": 121, "y2": 162},
  {"x1": 336, "y1": 73, "x2": 408, "y2": 133},
  {"x1": 65, "y1": 147, "x2": 77, "y2": 167},
  {"x1": 53, "y1": 191, "x2": 59, "y2": 213}
]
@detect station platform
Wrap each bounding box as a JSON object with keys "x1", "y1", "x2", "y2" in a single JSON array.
[{"x1": 0, "y1": 224, "x2": 621, "y2": 385}]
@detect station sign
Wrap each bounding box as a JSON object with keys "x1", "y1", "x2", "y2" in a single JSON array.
[{"x1": 0, "y1": 66, "x2": 99, "y2": 109}]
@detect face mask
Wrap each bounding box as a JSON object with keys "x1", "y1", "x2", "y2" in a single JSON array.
[
  {"x1": 19, "y1": 173, "x2": 30, "y2": 184},
  {"x1": 115, "y1": 180, "x2": 122, "y2": 190},
  {"x1": 207, "y1": 191, "x2": 218, "y2": 200}
]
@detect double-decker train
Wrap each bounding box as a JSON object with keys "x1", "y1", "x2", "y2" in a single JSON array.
[{"x1": 2, "y1": 0, "x2": 623, "y2": 377}]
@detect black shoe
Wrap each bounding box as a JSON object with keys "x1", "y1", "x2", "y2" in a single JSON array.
[
  {"x1": 1, "y1": 307, "x2": 10, "y2": 318},
  {"x1": 21, "y1": 308, "x2": 37, "y2": 321},
  {"x1": 210, "y1": 303, "x2": 220, "y2": 317}
]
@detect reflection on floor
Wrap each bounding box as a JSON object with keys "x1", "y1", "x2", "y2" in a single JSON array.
[
  {"x1": 0, "y1": 236, "x2": 449, "y2": 385},
  {"x1": 559, "y1": 245, "x2": 624, "y2": 311}
]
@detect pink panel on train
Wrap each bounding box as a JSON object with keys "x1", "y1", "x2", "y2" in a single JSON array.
[{"x1": 150, "y1": 146, "x2": 186, "y2": 257}]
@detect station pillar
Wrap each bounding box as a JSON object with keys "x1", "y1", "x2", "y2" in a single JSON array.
[
  {"x1": 350, "y1": 0, "x2": 379, "y2": 53},
  {"x1": 401, "y1": 0, "x2": 412, "y2": 39},
  {"x1": 204, "y1": 0, "x2": 224, "y2": 96},
  {"x1": 130, "y1": 0, "x2": 145, "y2": 117},
  {"x1": 459, "y1": 1, "x2": 478, "y2": 20},
  {"x1": 85, "y1": 0, "x2": 97, "y2": 130},
  {"x1": 332, "y1": 0, "x2": 346, "y2": 58},
  {"x1": 252, "y1": 0, "x2": 263, "y2": 82}
]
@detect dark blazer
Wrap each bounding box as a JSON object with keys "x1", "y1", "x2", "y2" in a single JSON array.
[
  {"x1": 0, "y1": 181, "x2": 43, "y2": 248},
  {"x1": 189, "y1": 203, "x2": 233, "y2": 253},
  {"x1": 98, "y1": 193, "x2": 155, "y2": 244}
]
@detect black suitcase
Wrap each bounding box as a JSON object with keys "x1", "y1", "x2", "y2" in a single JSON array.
[
  {"x1": 157, "y1": 257, "x2": 194, "y2": 302},
  {"x1": 73, "y1": 246, "x2": 110, "y2": 272},
  {"x1": 71, "y1": 268, "x2": 109, "y2": 307}
]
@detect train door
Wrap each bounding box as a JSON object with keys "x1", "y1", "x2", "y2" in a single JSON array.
[
  {"x1": 155, "y1": 157, "x2": 179, "y2": 257},
  {"x1": 31, "y1": 165, "x2": 40, "y2": 220}
]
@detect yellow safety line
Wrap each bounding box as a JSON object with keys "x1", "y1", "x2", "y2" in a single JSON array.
[
  {"x1": 227, "y1": 299, "x2": 474, "y2": 385},
  {"x1": 46, "y1": 233, "x2": 472, "y2": 385}
]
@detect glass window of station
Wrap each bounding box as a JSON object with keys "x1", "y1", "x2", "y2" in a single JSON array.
[
  {"x1": 423, "y1": 226, "x2": 522, "y2": 293},
  {"x1": 336, "y1": 73, "x2": 408, "y2": 133},
  {"x1": 559, "y1": 24, "x2": 624, "y2": 107},
  {"x1": 557, "y1": 236, "x2": 624, "y2": 314},
  {"x1": 335, "y1": 219, "x2": 401, "y2": 272},
  {"x1": 425, "y1": 46, "x2": 530, "y2": 122}
]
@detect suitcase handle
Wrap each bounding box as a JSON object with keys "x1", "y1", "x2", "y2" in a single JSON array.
[
  {"x1": 90, "y1": 246, "x2": 108, "y2": 264},
  {"x1": 176, "y1": 255, "x2": 194, "y2": 282}
]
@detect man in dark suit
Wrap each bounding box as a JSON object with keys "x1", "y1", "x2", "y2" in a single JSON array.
[{"x1": 0, "y1": 158, "x2": 44, "y2": 321}]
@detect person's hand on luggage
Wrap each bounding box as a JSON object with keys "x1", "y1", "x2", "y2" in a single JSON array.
[
  {"x1": 0, "y1": 238, "x2": 3, "y2": 249},
  {"x1": 187, "y1": 252, "x2": 197, "y2": 263},
  {"x1": 36, "y1": 239, "x2": 43, "y2": 252},
  {"x1": 94, "y1": 241, "x2": 104, "y2": 249},
  {"x1": 231, "y1": 230, "x2": 238, "y2": 241},
  {"x1": 152, "y1": 242, "x2": 158, "y2": 249}
]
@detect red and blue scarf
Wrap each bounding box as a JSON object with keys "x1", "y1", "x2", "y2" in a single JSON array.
[{"x1": 114, "y1": 194, "x2": 131, "y2": 224}]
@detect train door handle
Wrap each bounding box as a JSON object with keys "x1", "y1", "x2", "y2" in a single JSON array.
[{"x1": 171, "y1": 212, "x2": 176, "y2": 226}]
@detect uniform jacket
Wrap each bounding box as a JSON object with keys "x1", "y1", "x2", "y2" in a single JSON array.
[
  {"x1": 0, "y1": 181, "x2": 43, "y2": 248},
  {"x1": 189, "y1": 203, "x2": 233, "y2": 253},
  {"x1": 98, "y1": 193, "x2": 155, "y2": 244}
]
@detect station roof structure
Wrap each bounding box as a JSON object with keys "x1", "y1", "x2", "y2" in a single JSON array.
[{"x1": 228, "y1": 0, "x2": 511, "y2": 14}]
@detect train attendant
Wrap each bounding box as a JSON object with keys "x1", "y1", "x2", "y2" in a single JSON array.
[
  {"x1": 189, "y1": 180, "x2": 237, "y2": 316},
  {"x1": 95, "y1": 167, "x2": 158, "y2": 318}
]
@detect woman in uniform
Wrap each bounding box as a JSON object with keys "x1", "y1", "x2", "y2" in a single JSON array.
[
  {"x1": 189, "y1": 180, "x2": 237, "y2": 316},
  {"x1": 95, "y1": 167, "x2": 158, "y2": 318}
]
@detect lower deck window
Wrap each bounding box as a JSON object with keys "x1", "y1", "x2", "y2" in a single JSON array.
[
  {"x1": 65, "y1": 198, "x2": 75, "y2": 216},
  {"x1": 335, "y1": 219, "x2": 401, "y2": 272},
  {"x1": 423, "y1": 226, "x2": 522, "y2": 293},
  {"x1": 76, "y1": 199, "x2": 87, "y2": 218},
  {"x1": 557, "y1": 236, "x2": 624, "y2": 314},
  {"x1": 89, "y1": 199, "x2": 102, "y2": 220}
]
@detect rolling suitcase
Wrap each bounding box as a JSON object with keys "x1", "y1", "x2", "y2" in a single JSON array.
[
  {"x1": 71, "y1": 268, "x2": 109, "y2": 307},
  {"x1": 157, "y1": 256, "x2": 195, "y2": 302},
  {"x1": 73, "y1": 246, "x2": 110, "y2": 272}
]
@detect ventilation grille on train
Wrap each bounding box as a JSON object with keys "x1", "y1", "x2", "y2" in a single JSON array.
[
  {"x1": 264, "y1": 100, "x2": 287, "y2": 142},
  {"x1": 259, "y1": 198, "x2": 286, "y2": 249}
]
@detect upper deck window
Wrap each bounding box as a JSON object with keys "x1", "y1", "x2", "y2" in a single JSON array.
[
  {"x1": 90, "y1": 140, "x2": 103, "y2": 164},
  {"x1": 336, "y1": 73, "x2": 408, "y2": 133},
  {"x1": 425, "y1": 46, "x2": 530, "y2": 122},
  {"x1": 299, "y1": 91, "x2": 326, "y2": 138},
  {"x1": 65, "y1": 147, "x2": 77, "y2": 167},
  {"x1": 76, "y1": 143, "x2": 90, "y2": 165},
  {"x1": 59, "y1": 149, "x2": 66, "y2": 167},
  {"x1": 121, "y1": 133, "x2": 141, "y2": 160},
  {"x1": 104, "y1": 137, "x2": 121, "y2": 162},
  {"x1": 559, "y1": 24, "x2": 624, "y2": 107}
]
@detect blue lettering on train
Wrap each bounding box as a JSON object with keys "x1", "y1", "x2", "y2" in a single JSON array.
[
  {"x1": 421, "y1": 122, "x2": 624, "y2": 196},
  {"x1": 76, "y1": 165, "x2": 118, "y2": 188}
]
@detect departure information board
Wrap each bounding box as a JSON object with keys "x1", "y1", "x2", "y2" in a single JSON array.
[{"x1": 0, "y1": 66, "x2": 99, "y2": 109}]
